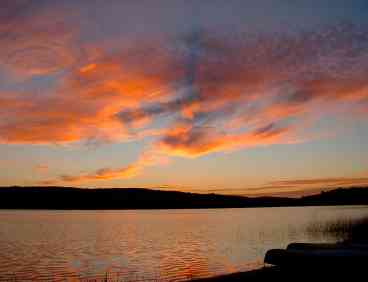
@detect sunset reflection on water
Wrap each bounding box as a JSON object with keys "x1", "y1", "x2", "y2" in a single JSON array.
[{"x1": 0, "y1": 206, "x2": 367, "y2": 281}]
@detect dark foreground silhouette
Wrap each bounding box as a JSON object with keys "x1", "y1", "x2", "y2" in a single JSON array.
[
  {"x1": 194, "y1": 245, "x2": 368, "y2": 282},
  {"x1": 194, "y1": 217, "x2": 368, "y2": 282},
  {"x1": 192, "y1": 264, "x2": 366, "y2": 282},
  {"x1": 195, "y1": 242, "x2": 368, "y2": 281},
  {"x1": 0, "y1": 186, "x2": 368, "y2": 209}
]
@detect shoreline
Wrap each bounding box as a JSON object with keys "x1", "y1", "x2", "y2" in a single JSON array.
[
  {"x1": 191, "y1": 264, "x2": 364, "y2": 281},
  {"x1": 191, "y1": 267, "x2": 283, "y2": 282}
]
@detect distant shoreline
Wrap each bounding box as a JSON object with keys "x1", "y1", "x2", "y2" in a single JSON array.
[{"x1": 0, "y1": 186, "x2": 368, "y2": 210}]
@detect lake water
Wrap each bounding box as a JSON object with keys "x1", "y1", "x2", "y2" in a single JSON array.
[{"x1": 0, "y1": 206, "x2": 367, "y2": 281}]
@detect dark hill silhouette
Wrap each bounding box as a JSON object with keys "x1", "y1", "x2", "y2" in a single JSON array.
[{"x1": 0, "y1": 186, "x2": 367, "y2": 209}]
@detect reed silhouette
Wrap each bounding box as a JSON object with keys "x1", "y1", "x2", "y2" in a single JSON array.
[
  {"x1": 307, "y1": 216, "x2": 368, "y2": 243},
  {"x1": 195, "y1": 216, "x2": 368, "y2": 281}
]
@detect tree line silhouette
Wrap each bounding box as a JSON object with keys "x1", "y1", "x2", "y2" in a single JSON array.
[{"x1": 0, "y1": 186, "x2": 367, "y2": 209}]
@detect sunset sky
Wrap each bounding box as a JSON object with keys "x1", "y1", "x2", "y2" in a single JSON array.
[{"x1": 1, "y1": 0, "x2": 368, "y2": 196}]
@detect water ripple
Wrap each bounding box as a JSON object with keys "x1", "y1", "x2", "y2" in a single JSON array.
[{"x1": 0, "y1": 206, "x2": 366, "y2": 281}]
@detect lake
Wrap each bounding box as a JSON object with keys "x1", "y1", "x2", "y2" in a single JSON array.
[{"x1": 0, "y1": 206, "x2": 367, "y2": 281}]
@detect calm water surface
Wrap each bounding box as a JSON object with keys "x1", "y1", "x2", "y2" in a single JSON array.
[{"x1": 0, "y1": 206, "x2": 367, "y2": 281}]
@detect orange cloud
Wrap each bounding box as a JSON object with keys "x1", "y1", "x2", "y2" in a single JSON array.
[
  {"x1": 42, "y1": 149, "x2": 168, "y2": 184},
  {"x1": 0, "y1": 2, "x2": 79, "y2": 77},
  {"x1": 1, "y1": 17, "x2": 368, "y2": 183},
  {"x1": 0, "y1": 44, "x2": 178, "y2": 144},
  {"x1": 157, "y1": 122, "x2": 296, "y2": 157}
]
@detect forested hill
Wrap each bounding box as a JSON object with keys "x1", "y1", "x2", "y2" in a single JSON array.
[{"x1": 0, "y1": 186, "x2": 367, "y2": 209}]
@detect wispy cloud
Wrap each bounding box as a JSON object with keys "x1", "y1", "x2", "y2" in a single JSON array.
[
  {"x1": 269, "y1": 177, "x2": 368, "y2": 188},
  {"x1": 200, "y1": 175, "x2": 368, "y2": 197},
  {"x1": 241, "y1": 176, "x2": 368, "y2": 197},
  {"x1": 42, "y1": 149, "x2": 168, "y2": 185}
]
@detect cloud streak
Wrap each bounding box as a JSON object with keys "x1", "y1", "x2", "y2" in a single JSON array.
[
  {"x1": 200, "y1": 175, "x2": 368, "y2": 197},
  {"x1": 245, "y1": 176, "x2": 368, "y2": 197},
  {"x1": 42, "y1": 149, "x2": 168, "y2": 185}
]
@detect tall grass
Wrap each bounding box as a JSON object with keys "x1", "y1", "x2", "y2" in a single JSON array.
[{"x1": 307, "y1": 217, "x2": 368, "y2": 243}]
